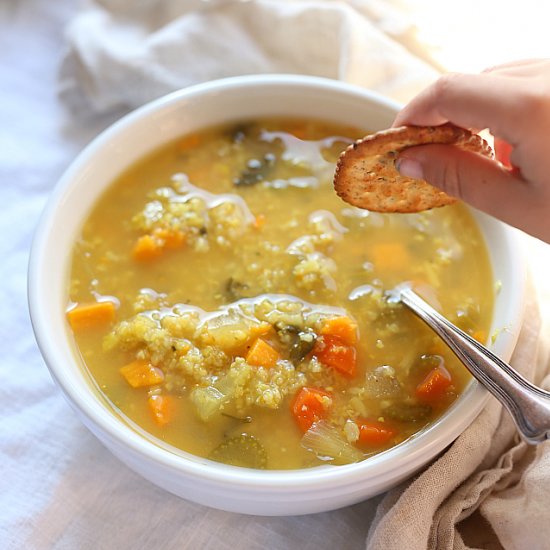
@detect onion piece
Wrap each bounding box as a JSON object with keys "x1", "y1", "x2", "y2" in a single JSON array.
[{"x1": 301, "y1": 421, "x2": 364, "y2": 465}]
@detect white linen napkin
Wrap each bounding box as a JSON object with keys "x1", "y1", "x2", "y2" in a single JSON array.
[{"x1": 60, "y1": 0, "x2": 439, "y2": 114}]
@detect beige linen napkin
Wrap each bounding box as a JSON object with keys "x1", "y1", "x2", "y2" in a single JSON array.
[
  {"x1": 367, "y1": 276, "x2": 550, "y2": 550},
  {"x1": 60, "y1": 2, "x2": 550, "y2": 549}
]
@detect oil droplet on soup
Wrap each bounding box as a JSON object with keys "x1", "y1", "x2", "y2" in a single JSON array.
[{"x1": 67, "y1": 118, "x2": 494, "y2": 469}]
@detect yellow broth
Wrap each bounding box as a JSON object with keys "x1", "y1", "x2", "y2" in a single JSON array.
[{"x1": 68, "y1": 118, "x2": 494, "y2": 469}]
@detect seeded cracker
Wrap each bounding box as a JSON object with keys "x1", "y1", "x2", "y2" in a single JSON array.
[{"x1": 333, "y1": 124, "x2": 494, "y2": 213}]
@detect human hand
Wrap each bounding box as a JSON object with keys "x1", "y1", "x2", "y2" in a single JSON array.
[{"x1": 393, "y1": 59, "x2": 550, "y2": 243}]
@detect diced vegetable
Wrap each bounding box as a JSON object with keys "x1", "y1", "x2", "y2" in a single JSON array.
[
  {"x1": 355, "y1": 418, "x2": 396, "y2": 447},
  {"x1": 209, "y1": 434, "x2": 267, "y2": 469},
  {"x1": 132, "y1": 234, "x2": 163, "y2": 262},
  {"x1": 234, "y1": 153, "x2": 276, "y2": 187},
  {"x1": 133, "y1": 229, "x2": 186, "y2": 262},
  {"x1": 191, "y1": 386, "x2": 227, "y2": 421},
  {"x1": 248, "y1": 323, "x2": 273, "y2": 340},
  {"x1": 383, "y1": 402, "x2": 432, "y2": 423},
  {"x1": 204, "y1": 311, "x2": 253, "y2": 352},
  {"x1": 245, "y1": 338, "x2": 279, "y2": 368},
  {"x1": 274, "y1": 324, "x2": 316, "y2": 364},
  {"x1": 224, "y1": 277, "x2": 251, "y2": 301},
  {"x1": 147, "y1": 394, "x2": 174, "y2": 426},
  {"x1": 253, "y1": 214, "x2": 266, "y2": 230},
  {"x1": 320, "y1": 316, "x2": 358, "y2": 346},
  {"x1": 177, "y1": 133, "x2": 202, "y2": 152},
  {"x1": 313, "y1": 335, "x2": 357, "y2": 377},
  {"x1": 472, "y1": 330, "x2": 487, "y2": 344},
  {"x1": 416, "y1": 365, "x2": 452, "y2": 402},
  {"x1": 120, "y1": 359, "x2": 164, "y2": 388},
  {"x1": 370, "y1": 242, "x2": 410, "y2": 271},
  {"x1": 289, "y1": 333, "x2": 316, "y2": 364},
  {"x1": 291, "y1": 387, "x2": 332, "y2": 432},
  {"x1": 454, "y1": 303, "x2": 481, "y2": 335},
  {"x1": 67, "y1": 301, "x2": 116, "y2": 332},
  {"x1": 282, "y1": 121, "x2": 309, "y2": 140},
  {"x1": 301, "y1": 421, "x2": 363, "y2": 465},
  {"x1": 364, "y1": 365, "x2": 402, "y2": 399},
  {"x1": 153, "y1": 228, "x2": 186, "y2": 250},
  {"x1": 191, "y1": 360, "x2": 252, "y2": 421}
]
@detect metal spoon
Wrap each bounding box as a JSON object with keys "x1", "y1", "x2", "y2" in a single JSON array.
[{"x1": 392, "y1": 286, "x2": 550, "y2": 444}]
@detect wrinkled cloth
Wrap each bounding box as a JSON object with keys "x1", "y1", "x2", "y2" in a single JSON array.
[
  {"x1": 59, "y1": 0, "x2": 440, "y2": 113},
  {"x1": 3, "y1": 0, "x2": 550, "y2": 549},
  {"x1": 367, "y1": 282, "x2": 550, "y2": 550}
]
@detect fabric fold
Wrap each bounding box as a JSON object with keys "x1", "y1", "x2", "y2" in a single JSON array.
[{"x1": 60, "y1": 0, "x2": 438, "y2": 114}]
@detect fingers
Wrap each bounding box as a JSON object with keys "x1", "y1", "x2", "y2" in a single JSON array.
[
  {"x1": 393, "y1": 73, "x2": 527, "y2": 143},
  {"x1": 396, "y1": 144, "x2": 536, "y2": 232}
]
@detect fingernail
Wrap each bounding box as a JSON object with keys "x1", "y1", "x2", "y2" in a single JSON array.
[{"x1": 396, "y1": 157, "x2": 423, "y2": 180}]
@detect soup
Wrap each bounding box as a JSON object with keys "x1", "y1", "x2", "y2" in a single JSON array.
[{"x1": 67, "y1": 118, "x2": 494, "y2": 469}]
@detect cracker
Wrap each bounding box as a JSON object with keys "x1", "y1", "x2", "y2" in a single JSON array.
[{"x1": 333, "y1": 124, "x2": 494, "y2": 213}]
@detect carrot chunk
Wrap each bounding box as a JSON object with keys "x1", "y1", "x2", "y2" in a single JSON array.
[
  {"x1": 370, "y1": 242, "x2": 410, "y2": 271},
  {"x1": 472, "y1": 330, "x2": 487, "y2": 344},
  {"x1": 152, "y1": 228, "x2": 186, "y2": 250},
  {"x1": 177, "y1": 133, "x2": 202, "y2": 152},
  {"x1": 132, "y1": 235, "x2": 163, "y2": 262},
  {"x1": 246, "y1": 338, "x2": 279, "y2": 368},
  {"x1": 67, "y1": 301, "x2": 116, "y2": 332},
  {"x1": 253, "y1": 214, "x2": 266, "y2": 230},
  {"x1": 291, "y1": 387, "x2": 332, "y2": 432},
  {"x1": 320, "y1": 316, "x2": 358, "y2": 346},
  {"x1": 415, "y1": 365, "x2": 452, "y2": 402},
  {"x1": 355, "y1": 418, "x2": 396, "y2": 447},
  {"x1": 120, "y1": 359, "x2": 164, "y2": 388},
  {"x1": 133, "y1": 229, "x2": 186, "y2": 262},
  {"x1": 148, "y1": 394, "x2": 175, "y2": 426},
  {"x1": 313, "y1": 335, "x2": 357, "y2": 377}
]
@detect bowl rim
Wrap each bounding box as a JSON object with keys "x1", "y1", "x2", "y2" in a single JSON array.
[{"x1": 28, "y1": 73, "x2": 527, "y2": 491}]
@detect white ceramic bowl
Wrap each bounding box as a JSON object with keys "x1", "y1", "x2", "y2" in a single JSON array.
[{"x1": 28, "y1": 75, "x2": 526, "y2": 516}]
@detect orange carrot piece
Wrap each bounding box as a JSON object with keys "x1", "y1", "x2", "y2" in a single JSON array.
[
  {"x1": 416, "y1": 365, "x2": 452, "y2": 402},
  {"x1": 313, "y1": 335, "x2": 357, "y2": 377},
  {"x1": 132, "y1": 235, "x2": 163, "y2": 262},
  {"x1": 370, "y1": 242, "x2": 410, "y2": 271},
  {"x1": 153, "y1": 228, "x2": 186, "y2": 250},
  {"x1": 355, "y1": 418, "x2": 396, "y2": 447},
  {"x1": 246, "y1": 338, "x2": 279, "y2": 368},
  {"x1": 67, "y1": 301, "x2": 116, "y2": 332},
  {"x1": 120, "y1": 359, "x2": 164, "y2": 388},
  {"x1": 291, "y1": 387, "x2": 332, "y2": 432},
  {"x1": 253, "y1": 214, "x2": 266, "y2": 230},
  {"x1": 283, "y1": 122, "x2": 309, "y2": 140},
  {"x1": 472, "y1": 330, "x2": 487, "y2": 344},
  {"x1": 177, "y1": 133, "x2": 202, "y2": 152},
  {"x1": 320, "y1": 316, "x2": 358, "y2": 346},
  {"x1": 148, "y1": 394, "x2": 175, "y2": 426}
]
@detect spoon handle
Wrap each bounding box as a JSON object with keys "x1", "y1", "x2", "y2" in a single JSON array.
[{"x1": 399, "y1": 287, "x2": 550, "y2": 444}]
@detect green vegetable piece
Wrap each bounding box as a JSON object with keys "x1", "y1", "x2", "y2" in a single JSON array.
[
  {"x1": 383, "y1": 402, "x2": 432, "y2": 423},
  {"x1": 208, "y1": 433, "x2": 267, "y2": 469},
  {"x1": 275, "y1": 323, "x2": 316, "y2": 364},
  {"x1": 234, "y1": 153, "x2": 276, "y2": 186},
  {"x1": 224, "y1": 277, "x2": 251, "y2": 301}
]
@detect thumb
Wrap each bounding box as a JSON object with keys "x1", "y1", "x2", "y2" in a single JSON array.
[{"x1": 396, "y1": 144, "x2": 532, "y2": 228}]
